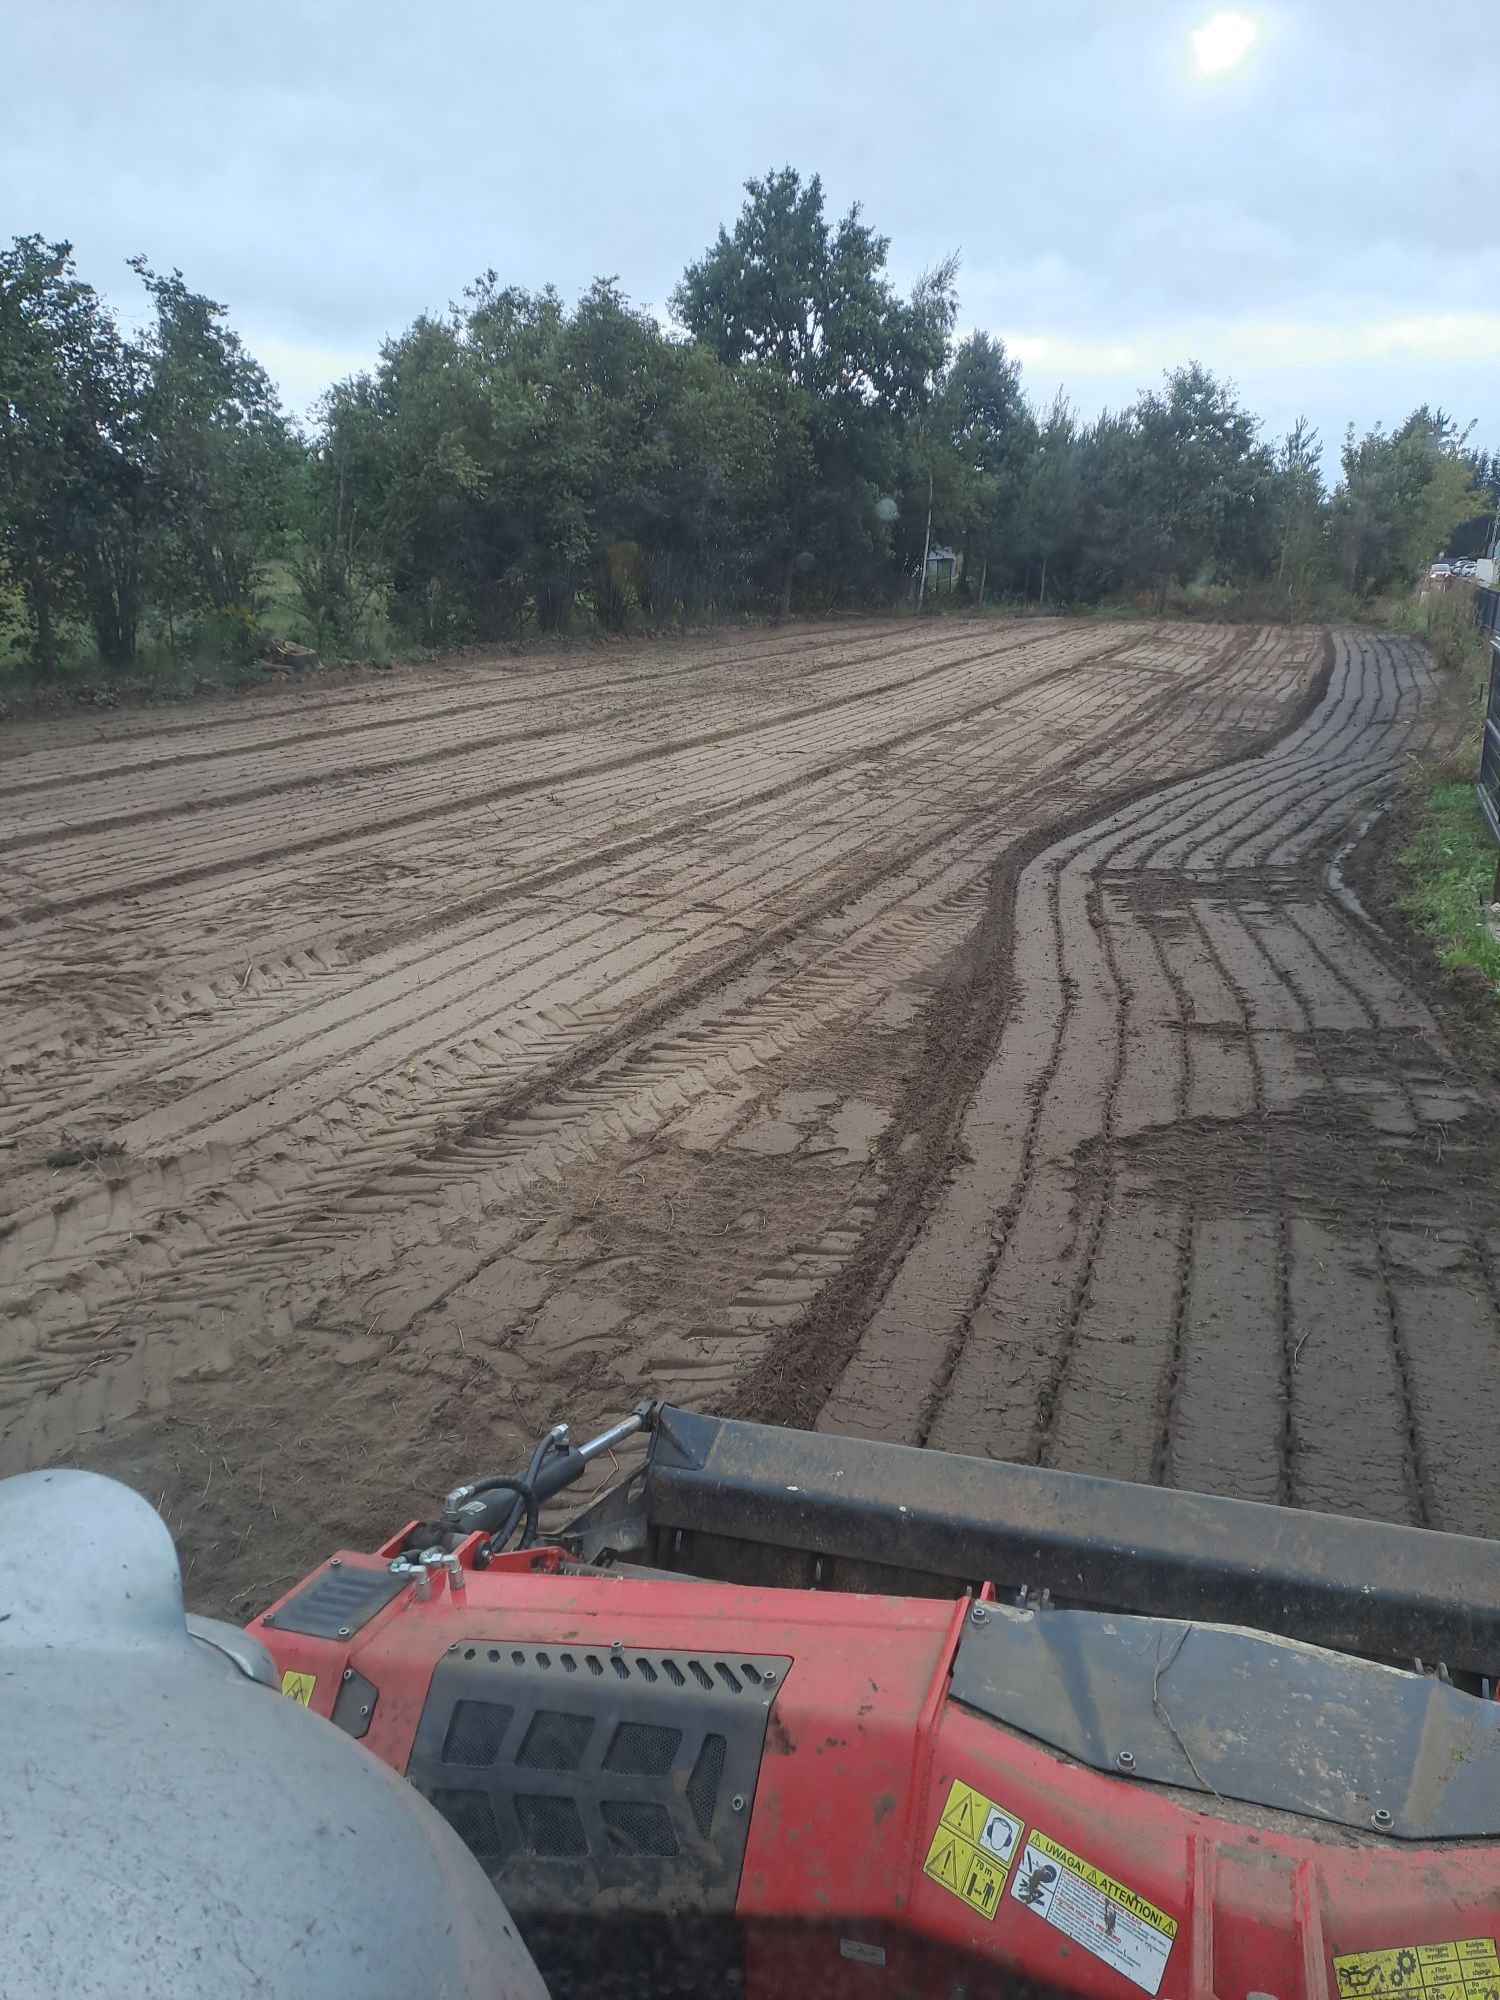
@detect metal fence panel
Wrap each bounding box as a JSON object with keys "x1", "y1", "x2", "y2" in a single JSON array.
[{"x1": 1480, "y1": 635, "x2": 1500, "y2": 846}]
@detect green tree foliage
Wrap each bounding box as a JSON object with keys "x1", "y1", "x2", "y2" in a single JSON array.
[
  {"x1": 1332, "y1": 408, "x2": 1479, "y2": 594},
  {"x1": 1016, "y1": 393, "x2": 1082, "y2": 606},
  {"x1": 1084, "y1": 364, "x2": 1274, "y2": 613},
  {"x1": 130, "y1": 261, "x2": 298, "y2": 650},
  {"x1": 0, "y1": 193, "x2": 1490, "y2": 677},
  {"x1": 1268, "y1": 417, "x2": 1326, "y2": 613},
  {"x1": 0, "y1": 237, "x2": 137, "y2": 674},
  {"x1": 900, "y1": 333, "x2": 1038, "y2": 600},
  {"x1": 0, "y1": 240, "x2": 298, "y2": 673},
  {"x1": 673, "y1": 168, "x2": 957, "y2": 610}
]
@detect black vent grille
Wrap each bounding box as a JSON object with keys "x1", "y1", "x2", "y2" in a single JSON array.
[
  {"x1": 444, "y1": 1642, "x2": 771, "y2": 1691},
  {"x1": 602, "y1": 1800, "x2": 679, "y2": 1856},
  {"x1": 604, "y1": 1722, "x2": 681, "y2": 1776},
  {"x1": 517, "y1": 1711, "x2": 595, "y2": 1772},
  {"x1": 432, "y1": 1788, "x2": 503, "y2": 1863},
  {"x1": 408, "y1": 1642, "x2": 789, "y2": 1917},
  {"x1": 516, "y1": 1794, "x2": 589, "y2": 1858},
  {"x1": 443, "y1": 1700, "x2": 513, "y2": 1767},
  {"x1": 686, "y1": 1733, "x2": 727, "y2": 1839}
]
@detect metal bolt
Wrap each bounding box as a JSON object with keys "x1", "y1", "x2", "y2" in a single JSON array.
[
  {"x1": 730, "y1": 1795, "x2": 746, "y2": 1813},
  {"x1": 329, "y1": 1557, "x2": 342, "y2": 1569},
  {"x1": 763, "y1": 1670, "x2": 777, "y2": 1685},
  {"x1": 337, "y1": 1626, "x2": 351, "y2": 1639},
  {"x1": 358, "y1": 1704, "x2": 370, "y2": 1718},
  {"x1": 970, "y1": 1604, "x2": 988, "y2": 1625},
  {"x1": 448, "y1": 1643, "x2": 459, "y2": 1655},
  {"x1": 611, "y1": 1640, "x2": 623, "y2": 1653},
  {"x1": 1372, "y1": 1807, "x2": 1393, "y2": 1829},
  {"x1": 1116, "y1": 1751, "x2": 1136, "y2": 1772},
  {"x1": 263, "y1": 1613, "x2": 276, "y2": 1628},
  {"x1": 341, "y1": 1668, "x2": 354, "y2": 1683}
]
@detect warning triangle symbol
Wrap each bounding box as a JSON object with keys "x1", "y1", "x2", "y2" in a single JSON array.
[
  {"x1": 941, "y1": 1787, "x2": 982, "y2": 1840},
  {"x1": 926, "y1": 1837, "x2": 963, "y2": 1893}
]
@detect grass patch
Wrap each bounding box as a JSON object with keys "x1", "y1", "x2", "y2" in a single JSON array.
[{"x1": 1395, "y1": 782, "x2": 1500, "y2": 1000}]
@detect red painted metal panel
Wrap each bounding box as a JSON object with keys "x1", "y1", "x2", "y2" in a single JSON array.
[{"x1": 252, "y1": 1556, "x2": 1500, "y2": 1998}]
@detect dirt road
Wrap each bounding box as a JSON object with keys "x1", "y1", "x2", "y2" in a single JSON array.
[{"x1": 1, "y1": 618, "x2": 1486, "y2": 1613}]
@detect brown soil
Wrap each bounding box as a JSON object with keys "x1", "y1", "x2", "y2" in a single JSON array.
[{"x1": 5, "y1": 617, "x2": 1481, "y2": 1621}]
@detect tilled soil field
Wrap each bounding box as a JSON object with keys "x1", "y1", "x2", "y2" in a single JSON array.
[{"x1": 1, "y1": 618, "x2": 1488, "y2": 1615}]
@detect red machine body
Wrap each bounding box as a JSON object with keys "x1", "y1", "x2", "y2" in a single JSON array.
[{"x1": 253, "y1": 1539, "x2": 1500, "y2": 2000}]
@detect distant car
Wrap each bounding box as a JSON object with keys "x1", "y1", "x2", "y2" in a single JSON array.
[{"x1": 1430, "y1": 560, "x2": 1452, "y2": 577}]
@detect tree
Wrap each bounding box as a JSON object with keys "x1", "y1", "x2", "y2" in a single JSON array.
[
  {"x1": 131, "y1": 260, "x2": 298, "y2": 649},
  {"x1": 1089, "y1": 364, "x2": 1273, "y2": 611},
  {"x1": 1016, "y1": 392, "x2": 1081, "y2": 605},
  {"x1": 900, "y1": 333, "x2": 1037, "y2": 600},
  {"x1": 293, "y1": 377, "x2": 389, "y2": 654},
  {"x1": 557, "y1": 278, "x2": 676, "y2": 628},
  {"x1": 322, "y1": 313, "x2": 490, "y2": 645},
  {"x1": 1332, "y1": 407, "x2": 1478, "y2": 594},
  {"x1": 0, "y1": 236, "x2": 134, "y2": 674},
  {"x1": 673, "y1": 169, "x2": 957, "y2": 611},
  {"x1": 1268, "y1": 418, "x2": 1326, "y2": 611}
]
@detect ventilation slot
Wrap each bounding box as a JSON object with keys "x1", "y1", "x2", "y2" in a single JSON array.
[
  {"x1": 560, "y1": 1653, "x2": 578, "y2": 1674},
  {"x1": 510, "y1": 1649, "x2": 526, "y2": 1667},
  {"x1": 603, "y1": 1722, "x2": 682, "y2": 1777},
  {"x1": 739, "y1": 1663, "x2": 763, "y2": 1686},
  {"x1": 442, "y1": 1700, "x2": 513, "y2": 1767},
  {"x1": 515, "y1": 1794, "x2": 589, "y2": 1858},
  {"x1": 610, "y1": 1655, "x2": 631, "y2": 1680},
  {"x1": 585, "y1": 1654, "x2": 605, "y2": 1678},
  {"x1": 433, "y1": 1789, "x2": 503, "y2": 1863},
  {"x1": 517, "y1": 1710, "x2": 594, "y2": 1772},
  {"x1": 660, "y1": 1658, "x2": 686, "y2": 1687},
  {"x1": 602, "y1": 1800, "x2": 679, "y2": 1857},
  {"x1": 686, "y1": 1733, "x2": 727, "y2": 1838},
  {"x1": 688, "y1": 1660, "x2": 714, "y2": 1691},
  {"x1": 634, "y1": 1658, "x2": 658, "y2": 1684},
  {"x1": 714, "y1": 1663, "x2": 743, "y2": 1694}
]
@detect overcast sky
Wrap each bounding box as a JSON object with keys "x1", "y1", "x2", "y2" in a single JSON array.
[{"x1": 6, "y1": 0, "x2": 1496, "y2": 477}]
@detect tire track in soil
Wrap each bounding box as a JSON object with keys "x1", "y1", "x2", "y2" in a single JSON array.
[
  {"x1": 802, "y1": 629, "x2": 1500, "y2": 1540},
  {"x1": 0, "y1": 623, "x2": 1070, "y2": 909},
  {"x1": 2, "y1": 617, "x2": 1035, "y2": 842},
  {"x1": 0, "y1": 621, "x2": 1312, "y2": 1494},
  {"x1": 0, "y1": 624, "x2": 1137, "y2": 1057},
  {"x1": 0, "y1": 661, "x2": 1193, "y2": 1357},
  {"x1": 0, "y1": 644, "x2": 1147, "y2": 1204},
  {"x1": 722, "y1": 628, "x2": 1333, "y2": 1437},
  {"x1": 0, "y1": 616, "x2": 923, "y2": 800}
]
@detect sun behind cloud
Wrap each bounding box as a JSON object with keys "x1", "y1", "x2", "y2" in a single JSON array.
[{"x1": 1190, "y1": 11, "x2": 1258, "y2": 75}]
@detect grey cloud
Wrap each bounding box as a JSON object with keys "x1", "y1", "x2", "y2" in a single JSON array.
[{"x1": 4, "y1": 0, "x2": 1496, "y2": 453}]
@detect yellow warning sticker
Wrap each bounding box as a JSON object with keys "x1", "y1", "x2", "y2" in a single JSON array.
[
  {"x1": 1011, "y1": 1830, "x2": 1178, "y2": 1996},
  {"x1": 1333, "y1": 1937, "x2": 1500, "y2": 1998},
  {"x1": 279, "y1": 1669, "x2": 317, "y2": 1706},
  {"x1": 921, "y1": 1778, "x2": 1024, "y2": 1922}
]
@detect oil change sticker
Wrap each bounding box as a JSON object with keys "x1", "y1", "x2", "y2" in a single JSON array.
[
  {"x1": 279, "y1": 1669, "x2": 317, "y2": 1705},
  {"x1": 921, "y1": 1778, "x2": 1024, "y2": 1921},
  {"x1": 1010, "y1": 1830, "x2": 1177, "y2": 1996},
  {"x1": 1333, "y1": 1937, "x2": 1500, "y2": 1998}
]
